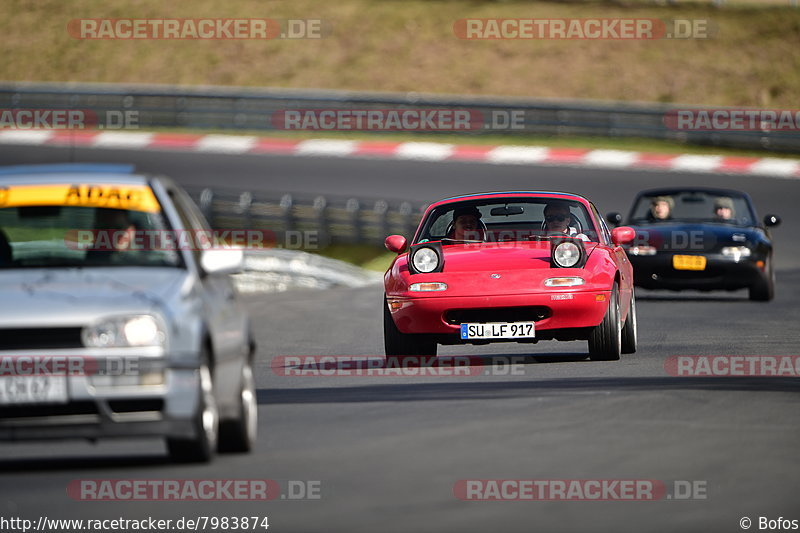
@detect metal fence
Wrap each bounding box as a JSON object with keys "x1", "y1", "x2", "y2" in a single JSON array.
[
  {"x1": 185, "y1": 187, "x2": 425, "y2": 247},
  {"x1": 1, "y1": 82, "x2": 798, "y2": 153}
]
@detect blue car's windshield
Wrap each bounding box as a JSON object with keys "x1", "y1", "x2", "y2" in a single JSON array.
[{"x1": 629, "y1": 191, "x2": 756, "y2": 226}]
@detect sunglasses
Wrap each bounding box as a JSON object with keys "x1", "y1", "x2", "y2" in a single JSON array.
[{"x1": 545, "y1": 215, "x2": 568, "y2": 223}]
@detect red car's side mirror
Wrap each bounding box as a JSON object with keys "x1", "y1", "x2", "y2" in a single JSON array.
[
  {"x1": 385, "y1": 235, "x2": 408, "y2": 254},
  {"x1": 611, "y1": 226, "x2": 636, "y2": 246}
]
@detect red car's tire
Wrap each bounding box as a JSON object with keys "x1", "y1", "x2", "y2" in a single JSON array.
[
  {"x1": 621, "y1": 288, "x2": 638, "y2": 355},
  {"x1": 384, "y1": 296, "x2": 437, "y2": 364},
  {"x1": 588, "y1": 282, "x2": 622, "y2": 361}
]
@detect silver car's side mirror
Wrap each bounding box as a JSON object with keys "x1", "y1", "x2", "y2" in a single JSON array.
[{"x1": 200, "y1": 248, "x2": 244, "y2": 275}]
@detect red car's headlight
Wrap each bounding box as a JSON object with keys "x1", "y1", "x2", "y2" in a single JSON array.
[{"x1": 551, "y1": 239, "x2": 585, "y2": 268}]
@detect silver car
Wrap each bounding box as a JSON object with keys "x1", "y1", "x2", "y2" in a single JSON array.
[{"x1": 0, "y1": 163, "x2": 257, "y2": 462}]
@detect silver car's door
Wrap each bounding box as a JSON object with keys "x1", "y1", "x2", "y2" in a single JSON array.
[{"x1": 164, "y1": 185, "x2": 249, "y2": 411}]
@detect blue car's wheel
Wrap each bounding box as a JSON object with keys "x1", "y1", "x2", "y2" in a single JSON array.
[{"x1": 749, "y1": 257, "x2": 774, "y2": 302}]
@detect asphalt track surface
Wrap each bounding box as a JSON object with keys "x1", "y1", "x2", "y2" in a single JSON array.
[{"x1": 0, "y1": 145, "x2": 799, "y2": 533}]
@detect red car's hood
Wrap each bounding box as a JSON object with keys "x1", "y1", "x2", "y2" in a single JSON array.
[
  {"x1": 438, "y1": 241, "x2": 599, "y2": 272},
  {"x1": 387, "y1": 240, "x2": 612, "y2": 298}
]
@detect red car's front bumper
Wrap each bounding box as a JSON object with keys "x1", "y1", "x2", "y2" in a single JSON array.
[{"x1": 387, "y1": 290, "x2": 611, "y2": 337}]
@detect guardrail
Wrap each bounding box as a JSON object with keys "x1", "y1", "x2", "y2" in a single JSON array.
[
  {"x1": 0, "y1": 82, "x2": 798, "y2": 153},
  {"x1": 185, "y1": 187, "x2": 426, "y2": 248}
]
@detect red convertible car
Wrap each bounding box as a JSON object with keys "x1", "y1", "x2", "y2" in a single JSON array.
[{"x1": 383, "y1": 192, "x2": 638, "y2": 361}]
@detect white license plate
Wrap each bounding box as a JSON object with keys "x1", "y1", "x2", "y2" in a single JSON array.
[
  {"x1": 0, "y1": 376, "x2": 68, "y2": 405},
  {"x1": 460, "y1": 322, "x2": 535, "y2": 340}
]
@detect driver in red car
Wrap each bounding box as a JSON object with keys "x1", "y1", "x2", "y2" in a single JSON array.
[{"x1": 544, "y1": 202, "x2": 589, "y2": 241}]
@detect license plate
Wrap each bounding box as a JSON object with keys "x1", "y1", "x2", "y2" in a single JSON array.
[
  {"x1": 0, "y1": 376, "x2": 68, "y2": 405},
  {"x1": 673, "y1": 255, "x2": 707, "y2": 271},
  {"x1": 460, "y1": 322, "x2": 535, "y2": 340}
]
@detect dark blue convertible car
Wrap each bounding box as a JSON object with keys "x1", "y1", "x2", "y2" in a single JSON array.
[{"x1": 607, "y1": 187, "x2": 780, "y2": 301}]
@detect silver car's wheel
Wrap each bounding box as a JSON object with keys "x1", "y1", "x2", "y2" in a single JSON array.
[
  {"x1": 168, "y1": 353, "x2": 218, "y2": 463},
  {"x1": 219, "y1": 361, "x2": 258, "y2": 453}
]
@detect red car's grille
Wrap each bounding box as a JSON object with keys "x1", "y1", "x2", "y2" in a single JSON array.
[{"x1": 444, "y1": 306, "x2": 551, "y2": 325}]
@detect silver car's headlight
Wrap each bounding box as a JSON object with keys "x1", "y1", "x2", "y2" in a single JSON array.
[{"x1": 82, "y1": 315, "x2": 166, "y2": 348}]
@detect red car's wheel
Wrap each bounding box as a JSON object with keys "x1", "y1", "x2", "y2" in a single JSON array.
[
  {"x1": 621, "y1": 288, "x2": 638, "y2": 354},
  {"x1": 384, "y1": 296, "x2": 437, "y2": 364},
  {"x1": 588, "y1": 282, "x2": 622, "y2": 361}
]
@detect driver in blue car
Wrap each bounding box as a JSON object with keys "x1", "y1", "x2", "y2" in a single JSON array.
[{"x1": 714, "y1": 197, "x2": 736, "y2": 221}]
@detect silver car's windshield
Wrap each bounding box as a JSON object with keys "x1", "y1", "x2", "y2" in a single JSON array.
[{"x1": 0, "y1": 204, "x2": 183, "y2": 269}]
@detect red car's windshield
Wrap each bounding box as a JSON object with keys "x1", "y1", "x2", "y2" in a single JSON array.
[{"x1": 416, "y1": 198, "x2": 599, "y2": 244}]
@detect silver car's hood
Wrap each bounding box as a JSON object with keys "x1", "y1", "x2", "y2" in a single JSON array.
[{"x1": 0, "y1": 267, "x2": 189, "y2": 327}]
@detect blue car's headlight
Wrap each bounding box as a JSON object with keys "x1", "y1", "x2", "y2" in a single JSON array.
[
  {"x1": 721, "y1": 246, "x2": 752, "y2": 262},
  {"x1": 82, "y1": 315, "x2": 166, "y2": 348}
]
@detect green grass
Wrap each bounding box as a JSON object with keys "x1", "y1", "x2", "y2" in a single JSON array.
[{"x1": 2, "y1": 0, "x2": 799, "y2": 108}]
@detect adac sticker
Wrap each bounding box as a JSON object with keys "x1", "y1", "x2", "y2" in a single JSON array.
[{"x1": 0, "y1": 183, "x2": 160, "y2": 213}]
